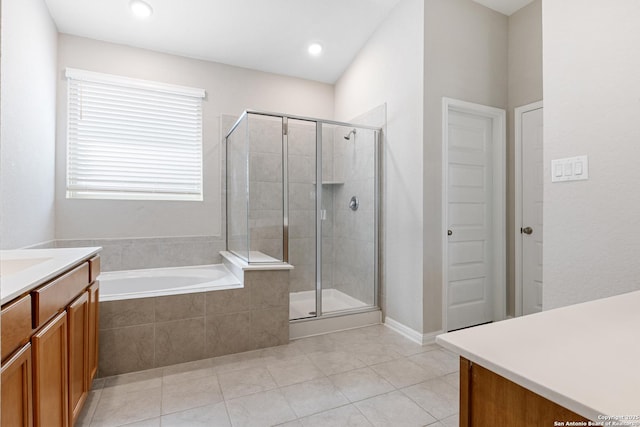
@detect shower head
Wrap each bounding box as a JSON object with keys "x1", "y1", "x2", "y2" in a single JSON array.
[{"x1": 344, "y1": 129, "x2": 357, "y2": 140}]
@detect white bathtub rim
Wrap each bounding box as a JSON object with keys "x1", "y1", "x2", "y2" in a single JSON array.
[
  {"x1": 98, "y1": 263, "x2": 242, "y2": 302},
  {"x1": 99, "y1": 281, "x2": 243, "y2": 302},
  {"x1": 99, "y1": 263, "x2": 239, "y2": 278}
]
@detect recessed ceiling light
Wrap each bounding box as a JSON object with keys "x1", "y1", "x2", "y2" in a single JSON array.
[
  {"x1": 308, "y1": 43, "x2": 323, "y2": 56},
  {"x1": 130, "y1": 0, "x2": 153, "y2": 19}
]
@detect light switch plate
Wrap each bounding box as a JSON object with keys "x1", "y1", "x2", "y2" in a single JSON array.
[{"x1": 551, "y1": 155, "x2": 589, "y2": 182}]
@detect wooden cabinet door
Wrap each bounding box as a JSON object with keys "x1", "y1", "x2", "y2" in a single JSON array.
[
  {"x1": 68, "y1": 292, "x2": 89, "y2": 426},
  {"x1": 88, "y1": 281, "x2": 99, "y2": 382},
  {"x1": 460, "y1": 357, "x2": 589, "y2": 426},
  {"x1": 1, "y1": 344, "x2": 33, "y2": 427},
  {"x1": 32, "y1": 311, "x2": 68, "y2": 427}
]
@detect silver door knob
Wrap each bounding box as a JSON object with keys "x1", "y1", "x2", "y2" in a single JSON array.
[
  {"x1": 447, "y1": 229, "x2": 452, "y2": 236},
  {"x1": 521, "y1": 226, "x2": 533, "y2": 235}
]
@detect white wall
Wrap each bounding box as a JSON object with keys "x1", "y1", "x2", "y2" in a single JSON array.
[
  {"x1": 543, "y1": 1, "x2": 640, "y2": 309},
  {"x1": 423, "y1": 0, "x2": 508, "y2": 333},
  {"x1": 506, "y1": 0, "x2": 542, "y2": 315},
  {"x1": 335, "y1": 0, "x2": 425, "y2": 332},
  {"x1": 55, "y1": 35, "x2": 334, "y2": 240},
  {"x1": 507, "y1": 0, "x2": 542, "y2": 109},
  {"x1": 0, "y1": 0, "x2": 58, "y2": 249}
]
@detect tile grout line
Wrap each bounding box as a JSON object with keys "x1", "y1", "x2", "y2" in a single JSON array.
[
  {"x1": 84, "y1": 386, "x2": 102, "y2": 427},
  {"x1": 398, "y1": 384, "x2": 440, "y2": 423},
  {"x1": 84, "y1": 325, "x2": 459, "y2": 426}
]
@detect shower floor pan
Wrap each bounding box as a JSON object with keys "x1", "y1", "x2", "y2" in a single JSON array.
[{"x1": 289, "y1": 288, "x2": 368, "y2": 320}]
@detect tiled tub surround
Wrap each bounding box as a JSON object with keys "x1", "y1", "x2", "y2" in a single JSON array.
[
  {"x1": 98, "y1": 269, "x2": 290, "y2": 377},
  {"x1": 56, "y1": 235, "x2": 226, "y2": 272},
  {"x1": 78, "y1": 325, "x2": 459, "y2": 427}
]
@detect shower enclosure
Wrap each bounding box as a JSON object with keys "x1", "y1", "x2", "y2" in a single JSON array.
[{"x1": 225, "y1": 110, "x2": 381, "y2": 321}]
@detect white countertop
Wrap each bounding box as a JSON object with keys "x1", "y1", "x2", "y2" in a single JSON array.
[
  {"x1": 1, "y1": 247, "x2": 101, "y2": 305},
  {"x1": 436, "y1": 291, "x2": 640, "y2": 422}
]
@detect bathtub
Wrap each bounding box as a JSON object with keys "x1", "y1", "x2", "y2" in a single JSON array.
[
  {"x1": 96, "y1": 262, "x2": 291, "y2": 377},
  {"x1": 98, "y1": 264, "x2": 241, "y2": 301}
]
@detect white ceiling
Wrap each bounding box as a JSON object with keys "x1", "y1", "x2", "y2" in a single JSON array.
[
  {"x1": 44, "y1": 0, "x2": 402, "y2": 84},
  {"x1": 472, "y1": 0, "x2": 535, "y2": 16}
]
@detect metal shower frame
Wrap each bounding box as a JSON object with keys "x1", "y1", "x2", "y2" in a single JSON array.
[{"x1": 225, "y1": 109, "x2": 382, "y2": 320}]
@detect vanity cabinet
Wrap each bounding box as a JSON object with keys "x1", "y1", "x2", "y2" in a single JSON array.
[
  {"x1": 0, "y1": 254, "x2": 100, "y2": 427},
  {"x1": 459, "y1": 357, "x2": 589, "y2": 426},
  {"x1": 1, "y1": 344, "x2": 33, "y2": 427}
]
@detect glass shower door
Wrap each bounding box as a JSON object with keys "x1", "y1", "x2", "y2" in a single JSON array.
[
  {"x1": 287, "y1": 118, "x2": 317, "y2": 319},
  {"x1": 286, "y1": 117, "x2": 379, "y2": 320},
  {"x1": 321, "y1": 123, "x2": 377, "y2": 314}
]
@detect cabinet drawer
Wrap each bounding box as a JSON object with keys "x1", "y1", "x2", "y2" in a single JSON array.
[
  {"x1": 32, "y1": 263, "x2": 89, "y2": 329},
  {"x1": 1, "y1": 295, "x2": 33, "y2": 362},
  {"x1": 89, "y1": 255, "x2": 101, "y2": 283}
]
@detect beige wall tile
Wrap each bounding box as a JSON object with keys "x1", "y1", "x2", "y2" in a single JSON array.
[
  {"x1": 248, "y1": 272, "x2": 289, "y2": 309},
  {"x1": 205, "y1": 311, "x2": 253, "y2": 357},
  {"x1": 251, "y1": 307, "x2": 289, "y2": 348},
  {"x1": 155, "y1": 293, "x2": 205, "y2": 322},
  {"x1": 205, "y1": 288, "x2": 251, "y2": 316},
  {"x1": 100, "y1": 298, "x2": 155, "y2": 329},
  {"x1": 98, "y1": 324, "x2": 155, "y2": 377},
  {"x1": 98, "y1": 265, "x2": 290, "y2": 376},
  {"x1": 155, "y1": 318, "x2": 205, "y2": 367}
]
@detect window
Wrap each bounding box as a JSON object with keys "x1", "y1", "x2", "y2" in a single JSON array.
[{"x1": 66, "y1": 68, "x2": 205, "y2": 201}]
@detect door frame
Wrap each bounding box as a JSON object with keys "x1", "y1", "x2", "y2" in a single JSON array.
[
  {"x1": 514, "y1": 100, "x2": 543, "y2": 317},
  {"x1": 442, "y1": 97, "x2": 507, "y2": 331}
]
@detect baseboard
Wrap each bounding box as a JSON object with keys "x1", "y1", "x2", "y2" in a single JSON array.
[
  {"x1": 384, "y1": 317, "x2": 444, "y2": 346},
  {"x1": 421, "y1": 329, "x2": 445, "y2": 345}
]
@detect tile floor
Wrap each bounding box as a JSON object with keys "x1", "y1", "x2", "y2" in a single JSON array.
[{"x1": 78, "y1": 325, "x2": 460, "y2": 427}]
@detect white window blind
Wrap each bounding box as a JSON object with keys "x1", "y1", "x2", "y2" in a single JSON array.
[{"x1": 66, "y1": 68, "x2": 205, "y2": 201}]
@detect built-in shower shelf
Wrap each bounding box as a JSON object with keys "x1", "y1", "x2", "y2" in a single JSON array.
[{"x1": 313, "y1": 181, "x2": 344, "y2": 185}]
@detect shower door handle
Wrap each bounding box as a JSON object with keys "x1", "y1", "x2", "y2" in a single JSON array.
[{"x1": 349, "y1": 196, "x2": 359, "y2": 211}]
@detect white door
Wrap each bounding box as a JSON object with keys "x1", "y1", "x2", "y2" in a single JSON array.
[
  {"x1": 521, "y1": 107, "x2": 543, "y2": 315},
  {"x1": 446, "y1": 110, "x2": 496, "y2": 331}
]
